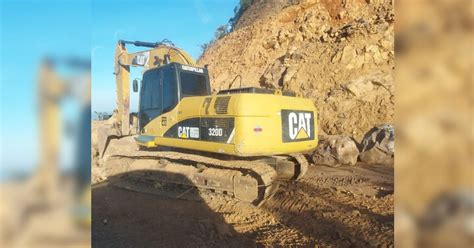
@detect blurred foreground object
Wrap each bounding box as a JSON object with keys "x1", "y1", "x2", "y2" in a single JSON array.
[
  {"x1": 418, "y1": 190, "x2": 474, "y2": 247},
  {"x1": 0, "y1": 57, "x2": 90, "y2": 247},
  {"x1": 395, "y1": 0, "x2": 473, "y2": 247}
]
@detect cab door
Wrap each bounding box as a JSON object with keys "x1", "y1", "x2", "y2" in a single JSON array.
[
  {"x1": 156, "y1": 65, "x2": 179, "y2": 135},
  {"x1": 139, "y1": 69, "x2": 162, "y2": 131}
]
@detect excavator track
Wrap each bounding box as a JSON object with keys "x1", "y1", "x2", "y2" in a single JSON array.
[
  {"x1": 291, "y1": 153, "x2": 309, "y2": 181},
  {"x1": 103, "y1": 149, "x2": 309, "y2": 205}
]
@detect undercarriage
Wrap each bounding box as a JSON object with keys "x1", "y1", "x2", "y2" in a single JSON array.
[{"x1": 102, "y1": 147, "x2": 309, "y2": 205}]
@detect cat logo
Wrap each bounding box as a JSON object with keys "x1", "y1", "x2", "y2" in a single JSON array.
[
  {"x1": 131, "y1": 51, "x2": 150, "y2": 66},
  {"x1": 181, "y1": 65, "x2": 204, "y2": 73},
  {"x1": 281, "y1": 110, "x2": 315, "y2": 142},
  {"x1": 178, "y1": 126, "x2": 200, "y2": 139}
]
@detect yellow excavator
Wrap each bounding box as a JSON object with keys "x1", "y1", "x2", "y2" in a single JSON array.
[{"x1": 98, "y1": 40, "x2": 318, "y2": 204}]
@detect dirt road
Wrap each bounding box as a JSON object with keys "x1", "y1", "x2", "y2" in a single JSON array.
[{"x1": 93, "y1": 163, "x2": 393, "y2": 247}]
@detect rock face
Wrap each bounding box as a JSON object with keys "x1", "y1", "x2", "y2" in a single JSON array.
[
  {"x1": 359, "y1": 124, "x2": 394, "y2": 164},
  {"x1": 312, "y1": 135, "x2": 359, "y2": 166},
  {"x1": 198, "y1": 0, "x2": 394, "y2": 140}
]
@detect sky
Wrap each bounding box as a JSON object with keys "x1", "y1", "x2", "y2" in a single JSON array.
[
  {"x1": 91, "y1": 0, "x2": 238, "y2": 113},
  {"x1": 0, "y1": 0, "x2": 238, "y2": 178}
]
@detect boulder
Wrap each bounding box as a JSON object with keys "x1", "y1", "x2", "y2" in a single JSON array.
[
  {"x1": 345, "y1": 77, "x2": 374, "y2": 99},
  {"x1": 344, "y1": 72, "x2": 393, "y2": 102},
  {"x1": 359, "y1": 124, "x2": 394, "y2": 164},
  {"x1": 282, "y1": 66, "x2": 298, "y2": 88},
  {"x1": 312, "y1": 135, "x2": 359, "y2": 166},
  {"x1": 261, "y1": 58, "x2": 285, "y2": 88},
  {"x1": 340, "y1": 45, "x2": 356, "y2": 65}
]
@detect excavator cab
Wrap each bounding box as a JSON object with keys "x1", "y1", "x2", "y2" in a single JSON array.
[{"x1": 138, "y1": 62, "x2": 211, "y2": 130}]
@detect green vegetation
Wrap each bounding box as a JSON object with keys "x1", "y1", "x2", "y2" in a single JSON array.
[
  {"x1": 229, "y1": 0, "x2": 252, "y2": 31},
  {"x1": 199, "y1": 0, "x2": 253, "y2": 58}
]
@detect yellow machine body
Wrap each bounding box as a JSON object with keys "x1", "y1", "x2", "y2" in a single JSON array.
[
  {"x1": 111, "y1": 40, "x2": 317, "y2": 157},
  {"x1": 102, "y1": 40, "x2": 318, "y2": 204},
  {"x1": 136, "y1": 92, "x2": 318, "y2": 157}
]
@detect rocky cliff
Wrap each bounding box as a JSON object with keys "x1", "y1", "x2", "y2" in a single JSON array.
[{"x1": 198, "y1": 0, "x2": 394, "y2": 139}]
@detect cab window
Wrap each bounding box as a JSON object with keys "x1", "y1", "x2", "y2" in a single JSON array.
[
  {"x1": 140, "y1": 69, "x2": 160, "y2": 110},
  {"x1": 180, "y1": 71, "x2": 208, "y2": 97},
  {"x1": 162, "y1": 66, "x2": 178, "y2": 112}
]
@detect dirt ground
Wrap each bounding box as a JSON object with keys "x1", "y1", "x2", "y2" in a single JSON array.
[{"x1": 92, "y1": 163, "x2": 393, "y2": 247}]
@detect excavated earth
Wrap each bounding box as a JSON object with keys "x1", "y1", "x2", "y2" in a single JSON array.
[
  {"x1": 92, "y1": 132, "x2": 393, "y2": 247},
  {"x1": 92, "y1": 161, "x2": 393, "y2": 247},
  {"x1": 198, "y1": 0, "x2": 394, "y2": 140}
]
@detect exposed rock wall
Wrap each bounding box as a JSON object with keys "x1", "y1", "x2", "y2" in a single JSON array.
[{"x1": 198, "y1": 0, "x2": 394, "y2": 139}]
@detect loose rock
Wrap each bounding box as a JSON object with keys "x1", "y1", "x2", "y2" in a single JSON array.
[
  {"x1": 312, "y1": 135, "x2": 360, "y2": 166},
  {"x1": 359, "y1": 124, "x2": 394, "y2": 164}
]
